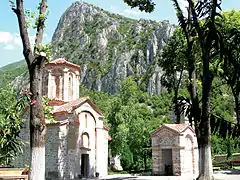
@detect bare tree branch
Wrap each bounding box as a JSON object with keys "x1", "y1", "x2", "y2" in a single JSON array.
[
  {"x1": 34, "y1": 0, "x2": 47, "y2": 53},
  {"x1": 188, "y1": 0, "x2": 203, "y2": 44},
  {"x1": 14, "y1": 0, "x2": 34, "y2": 67},
  {"x1": 211, "y1": 0, "x2": 218, "y2": 23},
  {"x1": 172, "y1": 0, "x2": 187, "y2": 32}
]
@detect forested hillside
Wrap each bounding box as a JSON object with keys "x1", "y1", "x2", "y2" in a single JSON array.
[{"x1": 0, "y1": 60, "x2": 27, "y2": 88}]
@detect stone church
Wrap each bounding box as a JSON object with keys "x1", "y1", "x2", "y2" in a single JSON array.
[
  {"x1": 14, "y1": 58, "x2": 109, "y2": 179},
  {"x1": 151, "y1": 124, "x2": 199, "y2": 179}
]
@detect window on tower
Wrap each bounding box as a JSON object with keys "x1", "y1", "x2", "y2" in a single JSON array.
[{"x1": 68, "y1": 73, "x2": 73, "y2": 99}]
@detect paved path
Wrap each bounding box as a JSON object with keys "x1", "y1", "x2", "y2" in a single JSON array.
[
  {"x1": 101, "y1": 174, "x2": 191, "y2": 180},
  {"x1": 100, "y1": 169, "x2": 240, "y2": 180},
  {"x1": 214, "y1": 169, "x2": 240, "y2": 180}
]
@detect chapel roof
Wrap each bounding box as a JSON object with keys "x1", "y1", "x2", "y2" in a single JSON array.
[
  {"x1": 49, "y1": 99, "x2": 68, "y2": 106},
  {"x1": 164, "y1": 124, "x2": 190, "y2": 133},
  {"x1": 46, "y1": 119, "x2": 69, "y2": 126},
  {"x1": 46, "y1": 58, "x2": 82, "y2": 72},
  {"x1": 151, "y1": 123, "x2": 195, "y2": 137},
  {"x1": 52, "y1": 97, "x2": 103, "y2": 116}
]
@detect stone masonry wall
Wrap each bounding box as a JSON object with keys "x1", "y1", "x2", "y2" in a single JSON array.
[
  {"x1": 151, "y1": 127, "x2": 179, "y2": 175},
  {"x1": 58, "y1": 125, "x2": 69, "y2": 179},
  {"x1": 46, "y1": 126, "x2": 59, "y2": 179},
  {"x1": 158, "y1": 128, "x2": 179, "y2": 148},
  {"x1": 152, "y1": 125, "x2": 199, "y2": 177},
  {"x1": 152, "y1": 135, "x2": 162, "y2": 175},
  {"x1": 172, "y1": 149, "x2": 181, "y2": 176}
]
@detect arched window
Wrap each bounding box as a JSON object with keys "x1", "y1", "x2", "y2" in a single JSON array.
[
  {"x1": 82, "y1": 133, "x2": 89, "y2": 149},
  {"x1": 85, "y1": 114, "x2": 88, "y2": 128},
  {"x1": 68, "y1": 73, "x2": 73, "y2": 99},
  {"x1": 55, "y1": 76, "x2": 60, "y2": 98}
]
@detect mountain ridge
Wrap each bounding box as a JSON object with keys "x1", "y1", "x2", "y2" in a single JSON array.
[
  {"x1": 51, "y1": 1, "x2": 175, "y2": 94},
  {"x1": 2, "y1": 1, "x2": 175, "y2": 95}
]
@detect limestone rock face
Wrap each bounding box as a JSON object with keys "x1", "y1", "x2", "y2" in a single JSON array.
[
  {"x1": 51, "y1": 1, "x2": 175, "y2": 95},
  {"x1": 11, "y1": 71, "x2": 29, "y2": 90}
]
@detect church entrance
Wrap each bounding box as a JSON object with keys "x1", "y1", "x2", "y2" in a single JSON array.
[
  {"x1": 81, "y1": 154, "x2": 89, "y2": 177},
  {"x1": 163, "y1": 149, "x2": 173, "y2": 175}
]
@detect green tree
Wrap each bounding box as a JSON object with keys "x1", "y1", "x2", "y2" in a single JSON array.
[
  {"x1": 108, "y1": 77, "x2": 171, "y2": 170},
  {"x1": 10, "y1": 0, "x2": 49, "y2": 179},
  {"x1": 0, "y1": 88, "x2": 29, "y2": 165},
  {"x1": 220, "y1": 10, "x2": 240, "y2": 128},
  {"x1": 160, "y1": 27, "x2": 189, "y2": 123},
  {"x1": 161, "y1": 26, "x2": 237, "y2": 158},
  {"x1": 211, "y1": 79, "x2": 234, "y2": 121},
  {"x1": 0, "y1": 60, "x2": 27, "y2": 88},
  {"x1": 124, "y1": 1, "x2": 224, "y2": 179},
  {"x1": 79, "y1": 77, "x2": 172, "y2": 171}
]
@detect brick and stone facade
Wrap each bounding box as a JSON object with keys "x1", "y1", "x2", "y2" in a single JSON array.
[
  {"x1": 151, "y1": 124, "x2": 199, "y2": 179},
  {"x1": 13, "y1": 58, "x2": 109, "y2": 179}
]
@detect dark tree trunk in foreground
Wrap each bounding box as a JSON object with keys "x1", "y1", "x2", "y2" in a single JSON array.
[
  {"x1": 233, "y1": 92, "x2": 240, "y2": 126},
  {"x1": 198, "y1": 53, "x2": 214, "y2": 180},
  {"x1": 174, "y1": 67, "x2": 184, "y2": 124},
  {"x1": 29, "y1": 59, "x2": 46, "y2": 180},
  {"x1": 13, "y1": 0, "x2": 48, "y2": 179},
  {"x1": 188, "y1": 1, "x2": 220, "y2": 178}
]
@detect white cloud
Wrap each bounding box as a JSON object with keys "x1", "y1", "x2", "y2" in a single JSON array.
[
  {"x1": 0, "y1": 31, "x2": 40, "y2": 51},
  {"x1": 4, "y1": 44, "x2": 14, "y2": 50},
  {"x1": 123, "y1": 9, "x2": 143, "y2": 17},
  {"x1": 0, "y1": 32, "x2": 13, "y2": 44},
  {"x1": 0, "y1": 31, "x2": 21, "y2": 50}
]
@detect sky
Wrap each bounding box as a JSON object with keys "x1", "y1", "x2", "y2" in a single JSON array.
[{"x1": 0, "y1": 0, "x2": 239, "y2": 67}]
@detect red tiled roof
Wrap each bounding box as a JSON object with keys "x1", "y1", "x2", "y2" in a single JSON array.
[
  {"x1": 47, "y1": 58, "x2": 82, "y2": 72},
  {"x1": 164, "y1": 124, "x2": 189, "y2": 133},
  {"x1": 49, "y1": 99, "x2": 68, "y2": 106},
  {"x1": 151, "y1": 123, "x2": 194, "y2": 136},
  {"x1": 52, "y1": 97, "x2": 103, "y2": 116},
  {"x1": 46, "y1": 120, "x2": 69, "y2": 126}
]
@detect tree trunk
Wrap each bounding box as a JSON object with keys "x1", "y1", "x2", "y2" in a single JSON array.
[
  {"x1": 13, "y1": 1, "x2": 48, "y2": 179},
  {"x1": 197, "y1": 54, "x2": 213, "y2": 180},
  {"x1": 187, "y1": 49, "x2": 201, "y2": 134},
  {"x1": 198, "y1": 144, "x2": 213, "y2": 180},
  {"x1": 175, "y1": 67, "x2": 184, "y2": 124},
  {"x1": 233, "y1": 93, "x2": 240, "y2": 126},
  {"x1": 174, "y1": 92, "x2": 181, "y2": 124},
  {"x1": 29, "y1": 59, "x2": 46, "y2": 180}
]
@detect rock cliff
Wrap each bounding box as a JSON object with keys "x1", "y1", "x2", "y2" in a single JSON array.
[{"x1": 51, "y1": 1, "x2": 175, "y2": 95}]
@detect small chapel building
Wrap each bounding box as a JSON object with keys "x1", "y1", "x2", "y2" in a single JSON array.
[
  {"x1": 14, "y1": 58, "x2": 109, "y2": 179},
  {"x1": 151, "y1": 124, "x2": 199, "y2": 179}
]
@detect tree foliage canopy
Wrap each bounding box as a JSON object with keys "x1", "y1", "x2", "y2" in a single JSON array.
[
  {"x1": 0, "y1": 88, "x2": 28, "y2": 165},
  {"x1": 123, "y1": 0, "x2": 155, "y2": 13},
  {"x1": 80, "y1": 77, "x2": 172, "y2": 170}
]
